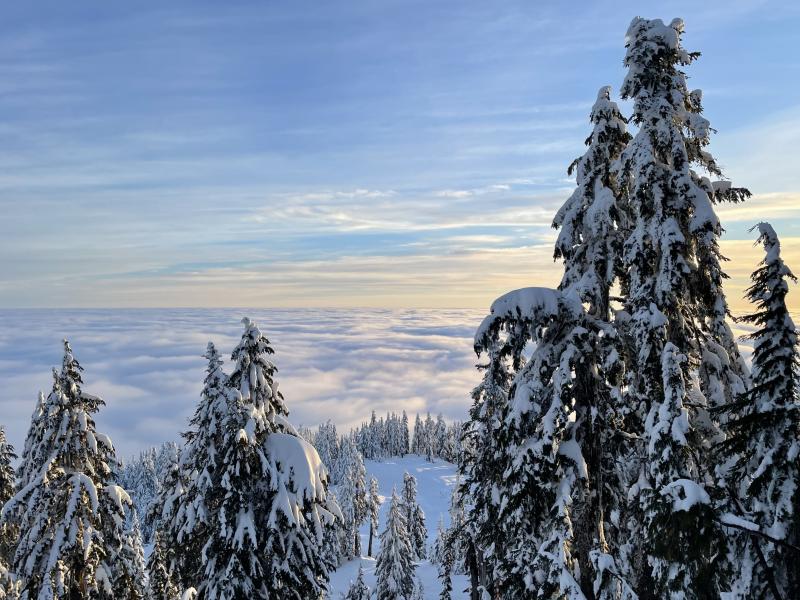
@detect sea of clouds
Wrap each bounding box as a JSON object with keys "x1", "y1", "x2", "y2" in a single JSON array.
[{"x1": 0, "y1": 309, "x2": 486, "y2": 460}]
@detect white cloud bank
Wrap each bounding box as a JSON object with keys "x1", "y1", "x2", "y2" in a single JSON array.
[{"x1": 0, "y1": 309, "x2": 485, "y2": 459}]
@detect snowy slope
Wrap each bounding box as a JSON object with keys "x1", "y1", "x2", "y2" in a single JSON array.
[{"x1": 328, "y1": 454, "x2": 468, "y2": 599}]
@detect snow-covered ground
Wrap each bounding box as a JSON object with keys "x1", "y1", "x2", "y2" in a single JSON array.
[{"x1": 328, "y1": 454, "x2": 469, "y2": 599}]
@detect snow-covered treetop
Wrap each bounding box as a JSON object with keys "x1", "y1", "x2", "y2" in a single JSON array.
[
  {"x1": 475, "y1": 287, "x2": 584, "y2": 356},
  {"x1": 553, "y1": 85, "x2": 630, "y2": 317},
  {"x1": 229, "y1": 317, "x2": 289, "y2": 425},
  {"x1": 752, "y1": 222, "x2": 795, "y2": 283},
  {"x1": 264, "y1": 432, "x2": 333, "y2": 510}
]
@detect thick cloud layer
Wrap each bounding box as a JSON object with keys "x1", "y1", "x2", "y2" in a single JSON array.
[{"x1": 0, "y1": 309, "x2": 484, "y2": 459}]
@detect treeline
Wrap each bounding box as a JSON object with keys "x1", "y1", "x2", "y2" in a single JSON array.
[{"x1": 311, "y1": 411, "x2": 464, "y2": 484}]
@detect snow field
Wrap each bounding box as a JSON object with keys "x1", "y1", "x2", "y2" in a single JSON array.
[{"x1": 328, "y1": 454, "x2": 468, "y2": 599}]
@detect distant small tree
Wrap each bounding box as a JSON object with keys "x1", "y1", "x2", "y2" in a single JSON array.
[
  {"x1": 146, "y1": 531, "x2": 181, "y2": 600},
  {"x1": 376, "y1": 488, "x2": 416, "y2": 600},
  {"x1": 120, "y1": 512, "x2": 148, "y2": 599},
  {"x1": 367, "y1": 476, "x2": 381, "y2": 557},
  {"x1": 401, "y1": 473, "x2": 427, "y2": 561},
  {"x1": 343, "y1": 566, "x2": 371, "y2": 600},
  {"x1": 433, "y1": 516, "x2": 454, "y2": 600},
  {"x1": 338, "y1": 438, "x2": 368, "y2": 558},
  {"x1": 412, "y1": 414, "x2": 423, "y2": 455},
  {"x1": 0, "y1": 427, "x2": 17, "y2": 563}
]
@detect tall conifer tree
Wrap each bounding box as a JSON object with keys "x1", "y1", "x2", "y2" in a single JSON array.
[{"x1": 718, "y1": 223, "x2": 800, "y2": 599}]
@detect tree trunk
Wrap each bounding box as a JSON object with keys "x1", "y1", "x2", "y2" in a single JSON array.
[
  {"x1": 367, "y1": 524, "x2": 374, "y2": 557},
  {"x1": 572, "y1": 364, "x2": 601, "y2": 600},
  {"x1": 466, "y1": 541, "x2": 481, "y2": 600}
]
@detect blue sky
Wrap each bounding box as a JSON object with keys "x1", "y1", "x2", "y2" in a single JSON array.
[{"x1": 1, "y1": 0, "x2": 799, "y2": 310}]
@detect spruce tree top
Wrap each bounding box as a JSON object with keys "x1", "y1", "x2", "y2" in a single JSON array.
[
  {"x1": 0, "y1": 426, "x2": 16, "y2": 507},
  {"x1": 229, "y1": 317, "x2": 289, "y2": 432},
  {"x1": 554, "y1": 85, "x2": 630, "y2": 318}
]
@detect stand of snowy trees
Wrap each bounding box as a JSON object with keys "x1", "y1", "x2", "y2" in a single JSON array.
[
  {"x1": 455, "y1": 16, "x2": 799, "y2": 600},
  {"x1": 1, "y1": 14, "x2": 796, "y2": 600},
  {"x1": 324, "y1": 411, "x2": 462, "y2": 466},
  {"x1": 0, "y1": 319, "x2": 343, "y2": 599}
]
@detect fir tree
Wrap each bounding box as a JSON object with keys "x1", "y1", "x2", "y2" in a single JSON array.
[
  {"x1": 375, "y1": 488, "x2": 416, "y2": 600},
  {"x1": 146, "y1": 531, "x2": 181, "y2": 600},
  {"x1": 168, "y1": 342, "x2": 229, "y2": 587},
  {"x1": 433, "y1": 415, "x2": 447, "y2": 459},
  {"x1": 0, "y1": 428, "x2": 17, "y2": 564},
  {"x1": 401, "y1": 411, "x2": 410, "y2": 456},
  {"x1": 343, "y1": 566, "x2": 371, "y2": 600},
  {"x1": 718, "y1": 223, "x2": 800, "y2": 599},
  {"x1": 412, "y1": 414, "x2": 423, "y2": 455},
  {"x1": 118, "y1": 511, "x2": 147, "y2": 600},
  {"x1": 423, "y1": 413, "x2": 434, "y2": 462},
  {"x1": 320, "y1": 490, "x2": 345, "y2": 569},
  {"x1": 0, "y1": 428, "x2": 15, "y2": 510},
  {"x1": 433, "y1": 517, "x2": 454, "y2": 600},
  {"x1": 616, "y1": 17, "x2": 750, "y2": 598},
  {"x1": 367, "y1": 476, "x2": 381, "y2": 557},
  {"x1": 457, "y1": 332, "x2": 512, "y2": 596},
  {"x1": 338, "y1": 438, "x2": 368, "y2": 558},
  {"x1": 117, "y1": 447, "x2": 158, "y2": 542},
  {"x1": 315, "y1": 421, "x2": 340, "y2": 482},
  {"x1": 401, "y1": 473, "x2": 427, "y2": 560},
  {"x1": 2, "y1": 340, "x2": 140, "y2": 599},
  {"x1": 15, "y1": 390, "x2": 49, "y2": 490},
  {"x1": 199, "y1": 318, "x2": 339, "y2": 599},
  {"x1": 551, "y1": 85, "x2": 636, "y2": 598}
]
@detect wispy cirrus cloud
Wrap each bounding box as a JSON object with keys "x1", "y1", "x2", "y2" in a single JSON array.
[{"x1": 0, "y1": 0, "x2": 797, "y2": 310}]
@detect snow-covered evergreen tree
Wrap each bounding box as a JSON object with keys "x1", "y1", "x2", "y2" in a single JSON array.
[
  {"x1": 401, "y1": 473, "x2": 427, "y2": 560},
  {"x1": 412, "y1": 414, "x2": 423, "y2": 456},
  {"x1": 146, "y1": 531, "x2": 181, "y2": 600},
  {"x1": 423, "y1": 413, "x2": 434, "y2": 462},
  {"x1": 433, "y1": 516, "x2": 454, "y2": 600},
  {"x1": 717, "y1": 223, "x2": 800, "y2": 599},
  {"x1": 550, "y1": 84, "x2": 637, "y2": 598},
  {"x1": 315, "y1": 421, "x2": 340, "y2": 481},
  {"x1": 2, "y1": 340, "x2": 141, "y2": 599},
  {"x1": 343, "y1": 566, "x2": 371, "y2": 600},
  {"x1": 337, "y1": 437, "x2": 368, "y2": 558},
  {"x1": 0, "y1": 428, "x2": 14, "y2": 511},
  {"x1": 367, "y1": 476, "x2": 381, "y2": 557},
  {"x1": 117, "y1": 447, "x2": 158, "y2": 541},
  {"x1": 320, "y1": 490, "x2": 345, "y2": 569},
  {"x1": 401, "y1": 411, "x2": 410, "y2": 456},
  {"x1": 118, "y1": 511, "x2": 147, "y2": 599},
  {"x1": 457, "y1": 331, "x2": 512, "y2": 596},
  {"x1": 464, "y1": 88, "x2": 632, "y2": 598},
  {"x1": 375, "y1": 488, "x2": 416, "y2": 600},
  {"x1": 198, "y1": 318, "x2": 340, "y2": 599},
  {"x1": 433, "y1": 415, "x2": 447, "y2": 459},
  {"x1": 15, "y1": 390, "x2": 50, "y2": 490},
  {"x1": 168, "y1": 342, "x2": 229, "y2": 587},
  {"x1": 616, "y1": 17, "x2": 750, "y2": 597},
  {"x1": 0, "y1": 427, "x2": 17, "y2": 564}
]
